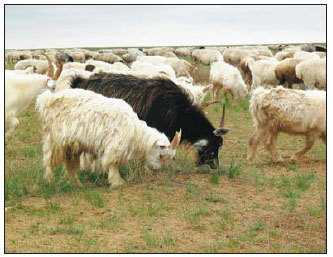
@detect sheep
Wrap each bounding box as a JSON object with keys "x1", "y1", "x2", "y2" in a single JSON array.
[
  {"x1": 111, "y1": 48, "x2": 128, "y2": 56},
  {"x1": 274, "y1": 50, "x2": 295, "y2": 61},
  {"x1": 144, "y1": 47, "x2": 174, "y2": 56},
  {"x1": 239, "y1": 55, "x2": 275, "y2": 89},
  {"x1": 247, "y1": 86, "x2": 326, "y2": 162},
  {"x1": 295, "y1": 58, "x2": 326, "y2": 90},
  {"x1": 137, "y1": 56, "x2": 193, "y2": 78},
  {"x1": 313, "y1": 52, "x2": 326, "y2": 58},
  {"x1": 109, "y1": 62, "x2": 130, "y2": 72},
  {"x1": 209, "y1": 61, "x2": 249, "y2": 101},
  {"x1": 175, "y1": 47, "x2": 192, "y2": 57},
  {"x1": 122, "y1": 49, "x2": 144, "y2": 63},
  {"x1": 15, "y1": 59, "x2": 50, "y2": 74},
  {"x1": 36, "y1": 88, "x2": 181, "y2": 188},
  {"x1": 223, "y1": 48, "x2": 259, "y2": 66},
  {"x1": 246, "y1": 58, "x2": 280, "y2": 90},
  {"x1": 131, "y1": 61, "x2": 176, "y2": 79},
  {"x1": 257, "y1": 49, "x2": 273, "y2": 57},
  {"x1": 63, "y1": 62, "x2": 86, "y2": 70},
  {"x1": 56, "y1": 52, "x2": 74, "y2": 63},
  {"x1": 274, "y1": 58, "x2": 304, "y2": 88},
  {"x1": 293, "y1": 51, "x2": 320, "y2": 61},
  {"x1": 8, "y1": 65, "x2": 37, "y2": 75},
  {"x1": 192, "y1": 49, "x2": 223, "y2": 66},
  {"x1": 68, "y1": 51, "x2": 86, "y2": 62},
  {"x1": 85, "y1": 60, "x2": 113, "y2": 72},
  {"x1": 300, "y1": 44, "x2": 316, "y2": 52},
  {"x1": 6, "y1": 51, "x2": 21, "y2": 64},
  {"x1": 5, "y1": 58, "x2": 63, "y2": 141},
  {"x1": 96, "y1": 52, "x2": 124, "y2": 63}
]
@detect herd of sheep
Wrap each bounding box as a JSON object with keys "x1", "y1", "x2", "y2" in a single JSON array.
[{"x1": 5, "y1": 43, "x2": 326, "y2": 188}]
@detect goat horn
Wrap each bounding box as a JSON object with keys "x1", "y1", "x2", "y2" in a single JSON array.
[
  {"x1": 42, "y1": 53, "x2": 54, "y2": 78},
  {"x1": 219, "y1": 104, "x2": 226, "y2": 127},
  {"x1": 52, "y1": 58, "x2": 63, "y2": 80},
  {"x1": 201, "y1": 100, "x2": 220, "y2": 109},
  {"x1": 170, "y1": 129, "x2": 182, "y2": 149}
]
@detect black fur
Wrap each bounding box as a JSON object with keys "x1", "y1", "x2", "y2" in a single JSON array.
[{"x1": 70, "y1": 73, "x2": 225, "y2": 168}]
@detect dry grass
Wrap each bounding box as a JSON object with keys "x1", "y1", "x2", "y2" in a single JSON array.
[{"x1": 5, "y1": 58, "x2": 326, "y2": 253}]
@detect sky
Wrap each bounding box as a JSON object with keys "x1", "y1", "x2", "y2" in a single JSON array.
[{"x1": 5, "y1": 5, "x2": 326, "y2": 49}]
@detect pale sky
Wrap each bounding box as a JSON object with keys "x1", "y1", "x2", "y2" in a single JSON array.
[{"x1": 5, "y1": 5, "x2": 326, "y2": 49}]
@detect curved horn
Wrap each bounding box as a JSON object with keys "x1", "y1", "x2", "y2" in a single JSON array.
[
  {"x1": 53, "y1": 58, "x2": 63, "y2": 80},
  {"x1": 201, "y1": 100, "x2": 220, "y2": 109},
  {"x1": 219, "y1": 104, "x2": 226, "y2": 127},
  {"x1": 170, "y1": 129, "x2": 182, "y2": 149},
  {"x1": 42, "y1": 53, "x2": 54, "y2": 78}
]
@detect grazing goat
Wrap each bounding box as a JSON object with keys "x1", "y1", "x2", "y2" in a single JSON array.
[
  {"x1": 5, "y1": 56, "x2": 63, "y2": 141},
  {"x1": 36, "y1": 88, "x2": 181, "y2": 188},
  {"x1": 69, "y1": 73, "x2": 230, "y2": 169},
  {"x1": 247, "y1": 86, "x2": 326, "y2": 162}
]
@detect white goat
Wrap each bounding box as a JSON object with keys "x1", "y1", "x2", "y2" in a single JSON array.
[
  {"x1": 5, "y1": 55, "x2": 63, "y2": 141},
  {"x1": 247, "y1": 86, "x2": 326, "y2": 162},
  {"x1": 209, "y1": 61, "x2": 249, "y2": 101},
  {"x1": 36, "y1": 88, "x2": 181, "y2": 188}
]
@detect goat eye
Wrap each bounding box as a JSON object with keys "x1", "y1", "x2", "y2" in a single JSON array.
[
  {"x1": 159, "y1": 154, "x2": 163, "y2": 159},
  {"x1": 172, "y1": 157, "x2": 175, "y2": 161}
]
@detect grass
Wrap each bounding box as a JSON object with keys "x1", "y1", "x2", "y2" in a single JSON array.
[{"x1": 5, "y1": 56, "x2": 326, "y2": 253}]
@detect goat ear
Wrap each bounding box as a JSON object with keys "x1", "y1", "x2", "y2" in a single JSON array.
[
  {"x1": 203, "y1": 84, "x2": 213, "y2": 93},
  {"x1": 213, "y1": 128, "x2": 231, "y2": 136}
]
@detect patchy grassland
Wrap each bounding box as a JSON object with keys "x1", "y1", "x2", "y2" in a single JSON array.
[{"x1": 5, "y1": 60, "x2": 326, "y2": 253}]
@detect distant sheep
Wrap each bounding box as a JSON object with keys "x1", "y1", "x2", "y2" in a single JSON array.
[
  {"x1": 210, "y1": 61, "x2": 249, "y2": 101},
  {"x1": 295, "y1": 58, "x2": 326, "y2": 90},
  {"x1": 175, "y1": 47, "x2": 192, "y2": 57},
  {"x1": 15, "y1": 59, "x2": 50, "y2": 75},
  {"x1": 192, "y1": 49, "x2": 223, "y2": 66},
  {"x1": 247, "y1": 58, "x2": 280, "y2": 90},
  {"x1": 274, "y1": 58, "x2": 304, "y2": 88},
  {"x1": 293, "y1": 51, "x2": 320, "y2": 61},
  {"x1": 131, "y1": 61, "x2": 176, "y2": 79},
  {"x1": 223, "y1": 48, "x2": 258, "y2": 66}
]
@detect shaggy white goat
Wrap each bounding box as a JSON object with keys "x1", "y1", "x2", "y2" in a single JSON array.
[
  {"x1": 209, "y1": 61, "x2": 249, "y2": 101},
  {"x1": 247, "y1": 86, "x2": 326, "y2": 162},
  {"x1": 36, "y1": 88, "x2": 181, "y2": 188}
]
